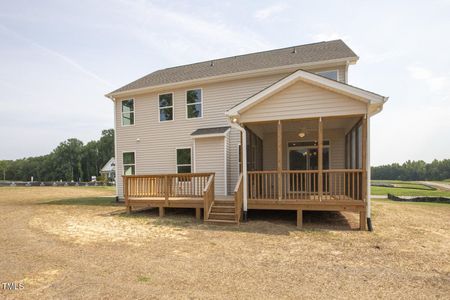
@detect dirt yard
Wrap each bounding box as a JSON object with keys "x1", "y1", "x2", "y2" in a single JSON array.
[{"x1": 0, "y1": 187, "x2": 449, "y2": 299}]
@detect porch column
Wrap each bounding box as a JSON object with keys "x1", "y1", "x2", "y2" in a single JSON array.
[
  {"x1": 361, "y1": 115, "x2": 368, "y2": 230},
  {"x1": 277, "y1": 120, "x2": 282, "y2": 201},
  {"x1": 241, "y1": 127, "x2": 248, "y2": 217},
  {"x1": 318, "y1": 117, "x2": 323, "y2": 201},
  {"x1": 366, "y1": 114, "x2": 372, "y2": 230}
]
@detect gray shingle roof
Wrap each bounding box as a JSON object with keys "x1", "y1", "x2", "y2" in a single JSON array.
[
  {"x1": 110, "y1": 40, "x2": 357, "y2": 95},
  {"x1": 191, "y1": 126, "x2": 231, "y2": 136}
]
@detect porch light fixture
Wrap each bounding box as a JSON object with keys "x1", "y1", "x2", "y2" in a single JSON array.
[
  {"x1": 232, "y1": 117, "x2": 238, "y2": 123},
  {"x1": 298, "y1": 129, "x2": 306, "y2": 138}
]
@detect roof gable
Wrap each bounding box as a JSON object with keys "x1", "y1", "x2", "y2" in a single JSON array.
[{"x1": 226, "y1": 70, "x2": 387, "y2": 117}]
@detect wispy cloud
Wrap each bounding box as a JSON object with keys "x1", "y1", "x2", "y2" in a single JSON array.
[
  {"x1": 113, "y1": 0, "x2": 271, "y2": 64},
  {"x1": 0, "y1": 24, "x2": 113, "y2": 87},
  {"x1": 254, "y1": 3, "x2": 288, "y2": 20},
  {"x1": 408, "y1": 65, "x2": 450, "y2": 95}
]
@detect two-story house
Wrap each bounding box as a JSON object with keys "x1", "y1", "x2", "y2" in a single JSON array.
[{"x1": 106, "y1": 40, "x2": 387, "y2": 230}]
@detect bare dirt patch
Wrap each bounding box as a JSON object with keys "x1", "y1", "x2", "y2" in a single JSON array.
[{"x1": 0, "y1": 187, "x2": 449, "y2": 299}]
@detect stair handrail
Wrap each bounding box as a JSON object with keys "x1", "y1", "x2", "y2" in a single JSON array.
[
  {"x1": 203, "y1": 173, "x2": 215, "y2": 220},
  {"x1": 233, "y1": 173, "x2": 244, "y2": 224}
]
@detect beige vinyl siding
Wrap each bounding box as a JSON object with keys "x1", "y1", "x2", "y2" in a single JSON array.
[
  {"x1": 239, "y1": 81, "x2": 367, "y2": 123},
  {"x1": 194, "y1": 137, "x2": 226, "y2": 195},
  {"x1": 115, "y1": 73, "x2": 289, "y2": 197},
  {"x1": 262, "y1": 129, "x2": 345, "y2": 170}
]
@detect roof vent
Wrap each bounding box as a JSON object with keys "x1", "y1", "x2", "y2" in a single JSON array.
[
  {"x1": 292, "y1": 47, "x2": 297, "y2": 54},
  {"x1": 210, "y1": 61, "x2": 214, "y2": 67}
]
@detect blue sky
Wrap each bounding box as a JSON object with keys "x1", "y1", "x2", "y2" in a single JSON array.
[{"x1": 0, "y1": 0, "x2": 449, "y2": 165}]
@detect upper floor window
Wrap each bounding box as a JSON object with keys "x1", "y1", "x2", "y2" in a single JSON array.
[
  {"x1": 316, "y1": 70, "x2": 338, "y2": 81},
  {"x1": 176, "y1": 148, "x2": 191, "y2": 173},
  {"x1": 121, "y1": 99, "x2": 134, "y2": 126},
  {"x1": 123, "y1": 152, "x2": 135, "y2": 175},
  {"x1": 159, "y1": 93, "x2": 173, "y2": 121},
  {"x1": 186, "y1": 89, "x2": 202, "y2": 118}
]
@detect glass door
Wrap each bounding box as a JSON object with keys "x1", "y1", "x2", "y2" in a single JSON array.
[{"x1": 288, "y1": 143, "x2": 330, "y2": 193}]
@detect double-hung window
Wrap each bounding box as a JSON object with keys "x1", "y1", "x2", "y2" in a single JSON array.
[
  {"x1": 159, "y1": 93, "x2": 173, "y2": 121},
  {"x1": 176, "y1": 148, "x2": 191, "y2": 173},
  {"x1": 123, "y1": 152, "x2": 135, "y2": 175},
  {"x1": 121, "y1": 99, "x2": 134, "y2": 125},
  {"x1": 186, "y1": 89, "x2": 202, "y2": 118}
]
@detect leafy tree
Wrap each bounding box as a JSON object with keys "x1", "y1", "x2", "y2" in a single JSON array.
[
  {"x1": 0, "y1": 129, "x2": 114, "y2": 182},
  {"x1": 372, "y1": 159, "x2": 450, "y2": 181}
]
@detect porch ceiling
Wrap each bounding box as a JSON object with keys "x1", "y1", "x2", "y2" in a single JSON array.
[{"x1": 247, "y1": 116, "x2": 361, "y2": 134}]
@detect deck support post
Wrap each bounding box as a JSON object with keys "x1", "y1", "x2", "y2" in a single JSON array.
[
  {"x1": 123, "y1": 176, "x2": 131, "y2": 214},
  {"x1": 159, "y1": 207, "x2": 165, "y2": 217},
  {"x1": 164, "y1": 175, "x2": 169, "y2": 206},
  {"x1": 297, "y1": 209, "x2": 303, "y2": 228},
  {"x1": 318, "y1": 117, "x2": 323, "y2": 201},
  {"x1": 359, "y1": 210, "x2": 366, "y2": 230},
  {"x1": 277, "y1": 120, "x2": 282, "y2": 201},
  {"x1": 195, "y1": 208, "x2": 201, "y2": 220}
]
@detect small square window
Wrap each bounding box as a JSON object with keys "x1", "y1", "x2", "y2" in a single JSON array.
[{"x1": 316, "y1": 70, "x2": 338, "y2": 81}]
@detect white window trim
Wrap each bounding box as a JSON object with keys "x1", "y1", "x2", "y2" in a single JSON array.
[
  {"x1": 122, "y1": 151, "x2": 136, "y2": 175},
  {"x1": 315, "y1": 69, "x2": 339, "y2": 81},
  {"x1": 185, "y1": 88, "x2": 203, "y2": 120},
  {"x1": 121, "y1": 99, "x2": 135, "y2": 127},
  {"x1": 175, "y1": 147, "x2": 192, "y2": 174},
  {"x1": 158, "y1": 92, "x2": 175, "y2": 122}
]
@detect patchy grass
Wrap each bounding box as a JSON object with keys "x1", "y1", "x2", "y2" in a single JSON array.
[
  {"x1": 1, "y1": 187, "x2": 449, "y2": 299},
  {"x1": 372, "y1": 198, "x2": 450, "y2": 207},
  {"x1": 44, "y1": 196, "x2": 118, "y2": 206},
  {"x1": 137, "y1": 275, "x2": 151, "y2": 283}
]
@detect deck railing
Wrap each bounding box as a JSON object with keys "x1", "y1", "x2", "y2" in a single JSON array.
[
  {"x1": 203, "y1": 174, "x2": 215, "y2": 220},
  {"x1": 248, "y1": 169, "x2": 365, "y2": 201},
  {"x1": 123, "y1": 173, "x2": 214, "y2": 206},
  {"x1": 233, "y1": 173, "x2": 243, "y2": 223}
]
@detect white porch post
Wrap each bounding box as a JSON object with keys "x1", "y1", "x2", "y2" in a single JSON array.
[
  {"x1": 366, "y1": 115, "x2": 371, "y2": 220},
  {"x1": 242, "y1": 128, "x2": 248, "y2": 213},
  {"x1": 318, "y1": 117, "x2": 323, "y2": 201}
]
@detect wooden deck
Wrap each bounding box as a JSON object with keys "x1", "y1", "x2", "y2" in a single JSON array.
[{"x1": 123, "y1": 171, "x2": 366, "y2": 229}]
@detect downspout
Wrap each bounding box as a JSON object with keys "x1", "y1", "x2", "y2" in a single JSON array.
[
  {"x1": 366, "y1": 112, "x2": 373, "y2": 231},
  {"x1": 111, "y1": 96, "x2": 120, "y2": 202},
  {"x1": 229, "y1": 117, "x2": 248, "y2": 221}
]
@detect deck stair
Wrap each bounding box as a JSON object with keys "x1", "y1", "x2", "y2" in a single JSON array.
[{"x1": 205, "y1": 200, "x2": 238, "y2": 224}]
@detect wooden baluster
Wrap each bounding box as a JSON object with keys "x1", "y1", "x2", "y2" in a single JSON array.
[
  {"x1": 357, "y1": 171, "x2": 360, "y2": 200},
  {"x1": 265, "y1": 173, "x2": 268, "y2": 200}
]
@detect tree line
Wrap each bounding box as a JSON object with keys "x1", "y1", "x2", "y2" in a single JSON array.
[
  {"x1": 0, "y1": 129, "x2": 114, "y2": 182},
  {"x1": 372, "y1": 159, "x2": 450, "y2": 181}
]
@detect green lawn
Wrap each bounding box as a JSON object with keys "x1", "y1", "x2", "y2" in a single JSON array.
[{"x1": 371, "y1": 180, "x2": 450, "y2": 197}]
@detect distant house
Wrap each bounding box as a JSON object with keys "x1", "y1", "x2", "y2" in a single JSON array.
[
  {"x1": 100, "y1": 157, "x2": 115, "y2": 181},
  {"x1": 105, "y1": 40, "x2": 388, "y2": 229}
]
